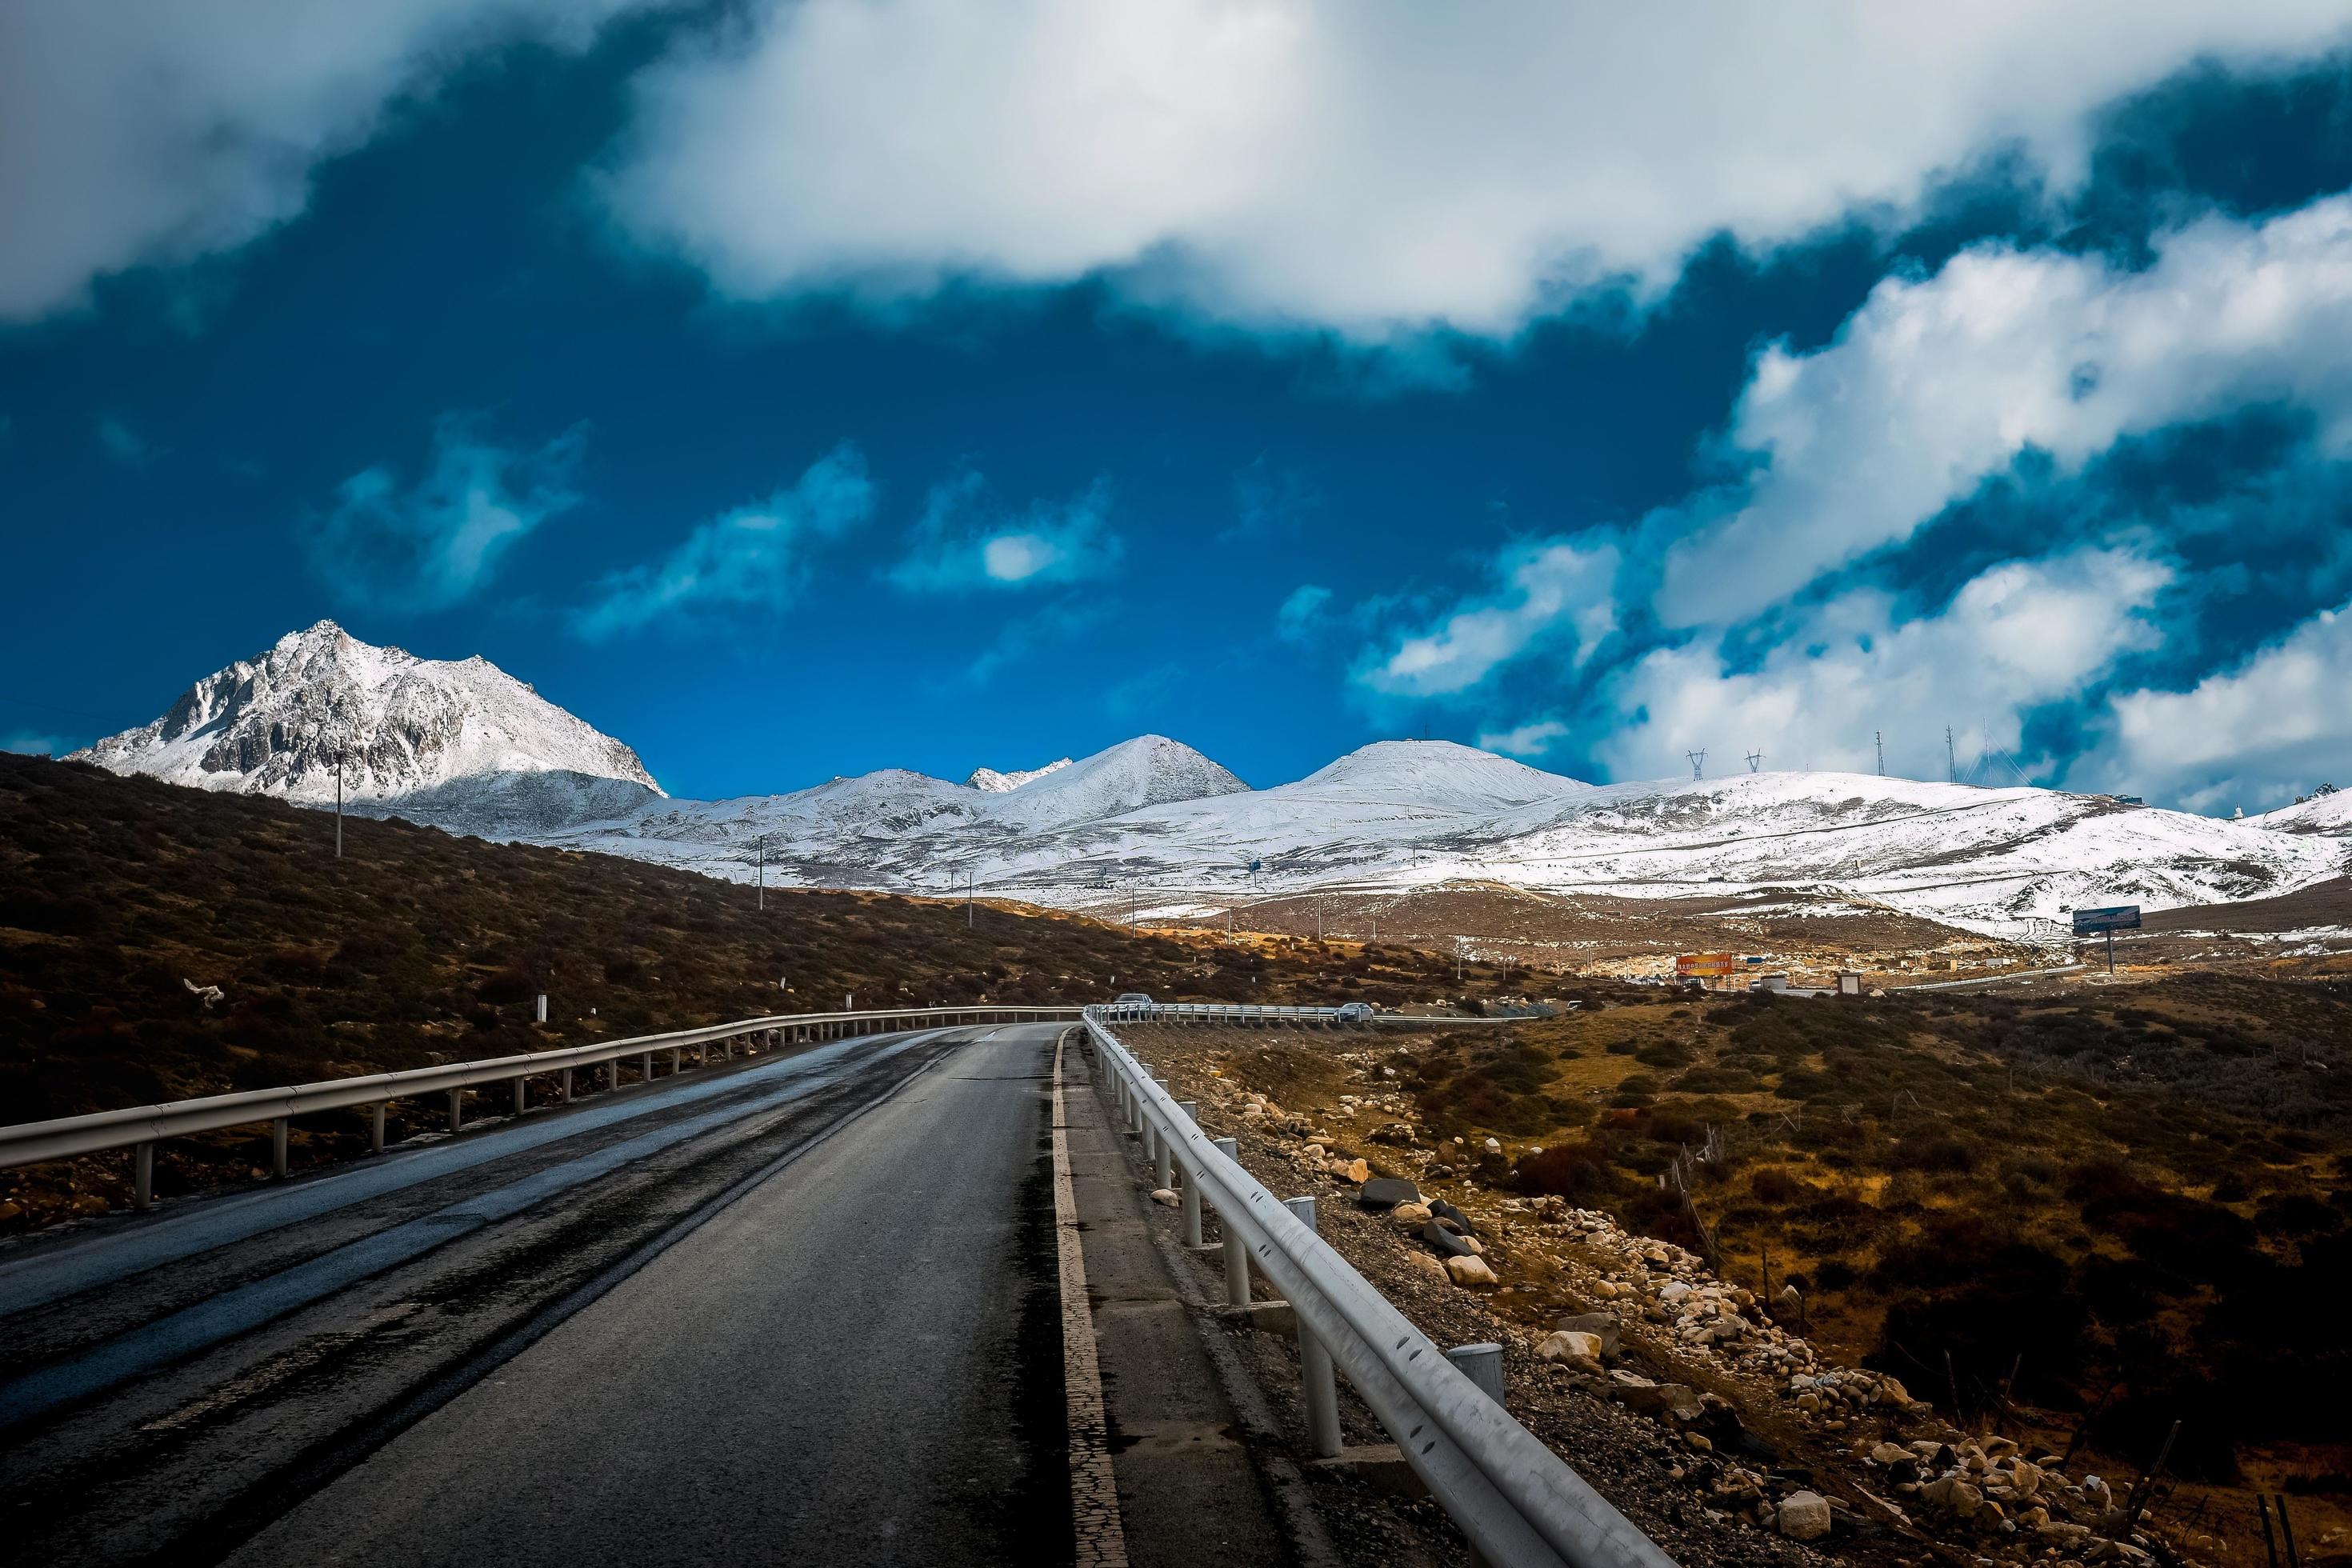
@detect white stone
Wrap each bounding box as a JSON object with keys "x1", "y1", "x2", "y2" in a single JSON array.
[{"x1": 1778, "y1": 1491, "x2": 1833, "y2": 1541}]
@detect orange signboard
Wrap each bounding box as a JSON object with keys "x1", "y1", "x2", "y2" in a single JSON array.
[{"x1": 1675, "y1": 953, "x2": 1739, "y2": 978}]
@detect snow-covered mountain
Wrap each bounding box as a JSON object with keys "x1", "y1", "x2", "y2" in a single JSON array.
[
  {"x1": 67, "y1": 626, "x2": 2350, "y2": 937},
  {"x1": 2255, "y1": 787, "x2": 2352, "y2": 834},
  {"x1": 544, "y1": 738, "x2": 2345, "y2": 935},
  {"x1": 968, "y1": 758, "x2": 1070, "y2": 792},
  {"x1": 71, "y1": 621, "x2": 662, "y2": 833}
]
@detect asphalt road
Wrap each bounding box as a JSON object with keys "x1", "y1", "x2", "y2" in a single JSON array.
[
  {"x1": 223, "y1": 1022, "x2": 1072, "y2": 1567},
  {"x1": 2, "y1": 1020, "x2": 1308, "y2": 1568}
]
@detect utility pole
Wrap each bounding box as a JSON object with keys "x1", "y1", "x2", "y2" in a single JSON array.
[
  {"x1": 757, "y1": 834, "x2": 766, "y2": 911},
  {"x1": 1745, "y1": 749, "x2": 1763, "y2": 774},
  {"x1": 1875, "y1": 730, "x2": 1885, "y2": 777},
  {"x1": 966, "y1": 867, "x2": 975, "y2": 928},
  {"x1": 1686, "y1": 749, "x2": 1706, "y2": 781},
  {"x1": 334, "y1": 748, "x2": 343, "y2": 859},
  {"x1": 1455, "y1": 934, "x2": 1466, "y2": 983},
  {"x1": 1316, "y1": 894, "x2": 1325, "y2": 941},
  {"x1": 1946, "y1": 726, "x2": 1957, "y2": 784}
]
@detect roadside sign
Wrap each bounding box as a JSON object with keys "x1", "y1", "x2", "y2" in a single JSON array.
[
  {"x1": 2071, "y1": 904, "x2": 2142, "y2": 975},
  {"x1": 1675, "y1": 953, "x2": 1739, "y2": 979}
]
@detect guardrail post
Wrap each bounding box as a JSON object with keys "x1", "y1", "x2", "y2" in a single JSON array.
[
  {"x1": 1284, "y1": 1195, "x2": 1343, "y2": 1458},
  {"x1": 641, "y1": 1050, "x2": 653, "y2": 1081},
  {"x1": 272, "y1": 1117, "x2": 290, "y2": 1178},
  {"x1": 447, "y1": 1087, "x2": 463, "y2": 1133},
  {"x1": 561, "y1": 1066, "x2": 574, "y2": 1102},
  {"x1": 670, "y1": 1046, "x2": 681, "y2": 1074},
  {"x1": 1445, "y1": 1342, "x2": 1507, "y2": 1408},
  {"x1": 371, "y1": 1102, "x2": 387, "y2": 1152},
  {"x1": 609, "y1": 1058, "x2": 623, "y2": 1092},
  {"x1": 1154, "y1": 1110, "x2": 1175, "y2": 1190},
  {"x1": 1177, "y1": 1104, "x2": 1202, "y2": 1246},
  {"x1": 134, "y1": 1141, "x2": 154, "y2": 1209},
  {"x1": 1212, "y1": 1136, "x2": 1249, "y2": 1306}
]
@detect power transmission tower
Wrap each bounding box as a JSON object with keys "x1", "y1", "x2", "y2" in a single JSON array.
[
  {"x1": 1946, "y1": 726, "x2": 1957, "y2": 784},
  {"x1": 1745, "y1": 749, "x2": 1763, "y2": 774},
  {"x1": 1686, "y1": 749, "x2": 1706, "y2": 780},
  {"x1": 1874, "y1": 731, "x2": 1884, "y2": 777}
]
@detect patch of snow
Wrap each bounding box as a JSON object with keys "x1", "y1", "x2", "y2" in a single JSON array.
[{"x1": 968, "y1": 758, "x2": 1072, "y2": 793}]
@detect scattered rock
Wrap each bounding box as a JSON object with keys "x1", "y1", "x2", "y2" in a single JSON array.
[
  {"x1": 1150, "y1": 1188, "x2": 1180, "y2": 1207},
  {"x1": 1550, "y1": 1311, "x2": 1621, "y2": 1358},
  {"x1": 1777, "y1": 1491, "x2": 1833, "y2": 1541},
  {"x1": 1427, "y1": 1198, "x2": 1474, "y2": 1233},
  {"x1": 1406, "y1": 1251, "x2": 1448, "y2": 1281},
  {"x1": 1342, "y1": 1158, "x2": 1371, "y2": 1184},
  {"x1": 1358, "y1": 1176, "x2": 1420, "y2": 1210},
  {"x1": 1422, "y1": 1221, "x2": 1476, "y2": 1258},
  {"x1": 1445, "y1": 1254, "x2": 1498, "y2": 1289},
  {"x1": 1482, "y1": 1136, "x2": 1502, "y2": 1154},
  {"x1": 1390, "y1": 1202, "x2": 1433, "y2": 1226},
  {"x1": 1538, "y1": 1330, "x2": 1604, "y2": 1366}
]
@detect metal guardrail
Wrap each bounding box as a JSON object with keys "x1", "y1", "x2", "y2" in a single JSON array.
[
  {"x1": 1098, "y1": 1001, "x2": 1348, "y2": 1024},
  {"x1": 1083, "y1": 1007, "x2": 1675, "y2": 1568},
  {"x1": 0, "y1": 1004, "x2": 1081, "y2": 1203}
]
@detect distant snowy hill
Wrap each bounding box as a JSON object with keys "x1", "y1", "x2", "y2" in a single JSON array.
[
  {"x1": 2255, "y1": 787, "x2": 2352, "y2": 834},
  {"x1": 546, "y1": 739, "x2": 2344, "y2": 935},
  {"x1": 69, "y1": 630, "x2": 2350, "y2": 937},
  {"x1": 72, "y1": 621, "x2": 662, "y2": 833}
]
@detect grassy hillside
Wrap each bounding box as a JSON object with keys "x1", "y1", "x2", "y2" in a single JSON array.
[
  {"x1": 1405, "y1": 978, "x2": 2350, "y2": 1495},
  {"x1": 0, "y1": 754, "x2": 1502, "y2": 1225}
]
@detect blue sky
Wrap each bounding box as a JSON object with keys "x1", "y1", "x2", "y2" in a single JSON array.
[{"x1": 7, "y1": 5, "x2": 2352, "y2": 813}]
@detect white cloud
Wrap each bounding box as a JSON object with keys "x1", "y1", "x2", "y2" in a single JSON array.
[
  {"x1": 1275, "y1": 583, "x2": 1333, "y2": 644},
  {"x1": 1657, "y1": 195, "x2": 2352, "y2": 628},
  {"x1": 2, "y1": 731, "x2": 71, "y2": 757},
  {"x1": 0, "y1": 0, "x2": 655, "y2": 320},
  {"x1": 888, "y1": 472, "x2": 1119, "y2": 593},
  {"x1": 2106, "y1": 602, "x2": 2352, "y2": 810},
  {"x1": 576, "y1": 442, "x2": 874, "y2": 639},
  {"x1": 602, "y1": 0, "x2": 2351, "y2": 338},
  {"x1": 1601, "y1": 547, "x2": 2170, "y2": 781},
  {"x1": 309, "y1": 416, "x2": 585, "y2": 613},
  {"x1": 1477, "y1": 718, "x2": 1568, "y2": 758},
  {"x1": 1359, "y1": 539, "x2": 1618, "y2": 698}
]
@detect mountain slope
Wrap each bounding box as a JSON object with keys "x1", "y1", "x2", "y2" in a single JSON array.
[{"x1": 71, "y1": 622, "x2": 662, "y2": 830}]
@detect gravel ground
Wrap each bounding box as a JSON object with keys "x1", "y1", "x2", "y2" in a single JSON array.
[{"x1": 1117, "y1": 1022, "x2": 2214, "y2": 1568}]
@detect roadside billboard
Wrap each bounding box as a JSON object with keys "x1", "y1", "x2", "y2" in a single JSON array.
[
  {"x1": 1674, "y1": 953, "x2": 1739, "y2": 979},
  {"x1": 2070, "y1": 906, "x2": 2142, "y2": 935}
]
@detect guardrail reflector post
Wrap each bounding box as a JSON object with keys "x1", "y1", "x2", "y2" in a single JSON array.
[
  {"x1": 1284, "y1": 1195, "x2": 1344, "y2": 1458},
  {"x1": 272, "y1": 1117, "x2": 290, "y2": 1178},
  {"x1": 134, "y1": 1141, "x2": 154, "y2": 1210},
  {"x1": 1445, "y1": 1342, "x2": 1506, "y2": 1408},
  {"x1": 1211, "y1": 1137, "x2": 1249, "y2": 1306},
  {"x1": 1176, "y1": 1103, "x2": 1202, "y2": 1246}
]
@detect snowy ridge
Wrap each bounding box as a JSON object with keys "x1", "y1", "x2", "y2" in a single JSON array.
[
  {"x1": 967, "y1": 758, "x2": 1070, "y2": 792},
  {"x1": 69, "y1": 628, "x2": 2351, "y2": 936},
  {"x1": 71, "y1": 622, "x2": 662, "y2": 830}
]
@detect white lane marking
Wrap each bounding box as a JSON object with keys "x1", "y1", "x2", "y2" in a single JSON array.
[{"x1": 1052, "y1": 1030, "x2": 1128, "y2": 1568}]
